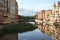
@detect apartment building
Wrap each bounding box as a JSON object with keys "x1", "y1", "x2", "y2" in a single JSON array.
[
  {"x1": 35, "y1": 1, "x2": 60, "y2": 40},
  {"x1": 0, "y1": 0, "x2": 18, "y2": 24},
  {"x1": 8, "y1": 0, "x2": 16, "y2": 23},
  {"x1": 58, "y1": 2, "x2": 60, "y2": 17},
  {"x1": 0, "y1": 0, "x2": 3, "y2": 24},
  {"x1": 35, "y1": 10, "x2": 53, "y2": 25},
  {"x1": 45, "y1": 10, "x2": 54, "y2": 24},
  {"x1": 52, "y1": 2, "x2": 60, "y2": 22},
  {"x1": 35, "y1": 2, "x2": 60, "y2": 25},
  {"x1": 3, "y1": 0, "x2": 11, "y2": 24},
  {"x1": 35, "y1": 10, "x2": 46, "y2": 25},
  {"x1": 15, "y1": 1, "x2": 18, "y2": 23},
  {"x1": 8, "y1": 0, "x2": 18, "y2": 23},
  {"x1": 35, "y1": 11, "x2": 43, "y2": 25}
]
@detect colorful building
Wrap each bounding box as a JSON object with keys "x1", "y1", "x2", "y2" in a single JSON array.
[
  {"x1": 45, "y1": 10, "x2": 54, "y2": 24},
  {"x1": 0, "y1": 0, "x2": 4, "y2": 24},
  {"x1": 52, "y1": 2, "x2": 60, "y2": 23},
  {"x1": 15, "y1": 1, "x2": 18, "y2": 23},
  {"x1": 8, "y1": 0, "x2": 16, "y2": 23},
  {"x1": 35, "y1": 10, "x2": 53, "y2": 25},
  {"x1": 36, "y1": 1, "x2": 60, "y2": 40},
  {"x1": 3, "y1": 0, "x2": 11, "y2": 24},
  {"x1": 0, "y1": 0, "x2": 18, "y2": 24}
]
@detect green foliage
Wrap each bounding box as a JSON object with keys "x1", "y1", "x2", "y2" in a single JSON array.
[
  {"x1": 18, "y1": 15, "x2": 35, "y2": 19},
  {"x1": 0, "y1": 22, "x2": 36, "y2": 36}
]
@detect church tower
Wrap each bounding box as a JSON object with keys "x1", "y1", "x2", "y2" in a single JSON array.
[{"x1": 52, "y1": 2, "x2": 57, "y2": 22}]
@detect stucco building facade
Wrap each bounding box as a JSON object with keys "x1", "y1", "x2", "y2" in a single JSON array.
[
  {"x1": 36, "y1": 1, "x2": 60, "y2": 40},
  {"x1": 52, "y1": 2, "x2": 60, "y2": 23},
  {"x1": 0, "y1": 0, "x2": 18, "y2": 24}
]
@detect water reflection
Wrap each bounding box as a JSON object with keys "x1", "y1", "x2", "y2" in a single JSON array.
[
  {"x1": 0, "y1": 22, "x2": 52, "y2": 40},
  {"x1": 38, "y1": 24, "x2": 60, "y2": 40},
  {"x1": 0, "y1": 29, "x2": 51, "y2": 40},
  {"x1": 26, "y1": 22, "x2": 35, "y2": 25},
  {"x1": 18, "y1": 29, "x2": 51, "y2": 40},
  {"x1": 0, "y1": 33, "x2": 18, "y2": 40}
]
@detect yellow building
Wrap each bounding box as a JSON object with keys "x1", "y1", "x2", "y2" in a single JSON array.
[
  {"x1": 36, "y1": 1, "x2": 60, "y2": 40},
  {"x1": 2, "y1": 0, "x2": 18, "y2": 24},
  {"x1": 3, "y1": 12, "x2": 11, "y2": 24},
  {"x1": 45, "y1": 10, "x2": 54, "y2": 24},
  {"x1": 3, "y1": 0, "x2": 11, "y2": 24},
  {"x1": 35, "y1": 10, "x2": 54, "y2": 25},
  {"x1": 52, "y1": 2, "x2": 60, "y2": 23}
]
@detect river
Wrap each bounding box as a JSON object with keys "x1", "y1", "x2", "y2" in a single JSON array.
[
  {"x1": 0, "y1": 22, "x2": 52, "y2": 40},
  {"x1": 18, "y1": 22, "x2": 52, "y2": 40},
  {"x1": 18, "y1": 29, "x2": 51, "y2": 40}
]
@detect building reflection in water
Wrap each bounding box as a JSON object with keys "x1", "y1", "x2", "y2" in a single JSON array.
[
  {"x1": 0, "y1": 33, "x2": 18, "y2": 40},
  {"x1": 38, "y1": 24, "x2": 60, "y2": 40}
]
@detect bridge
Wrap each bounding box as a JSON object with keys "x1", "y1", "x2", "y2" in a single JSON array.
[{"x1": 18, "y1": 19, "x2": 35, "y2": 22}]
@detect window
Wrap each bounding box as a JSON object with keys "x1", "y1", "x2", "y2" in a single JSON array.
[
  {"x1": 0, "y1": 0, "x2": 2, "y2": 2},
  {"x1": 4, "y1": 17, "x2": 8, "y2": 21},
  {"x1": 0, "y1": 3, "x2": 2, "y2": 7},
  {"x1": 0, "y1": 9, "x2": 3, "y2": 12},
  {"x1": 3, "y1": 8, "x2": 7, "y2": 13},
  {"x1": 0, "y1": 11, "x2": 2, "y2": 14},
  {"x1": 0, "y1": 7, "x2": 2, "y2": 9},
  {"x1": 11, "y1": 18, "x2": 14, "y2": 20}
]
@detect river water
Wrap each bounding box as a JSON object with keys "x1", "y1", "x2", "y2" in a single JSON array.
[
  {"x1": 1, "y1": 22, "x2": 52, "y2": 40},
  {"x1": 18, "y1": 29, "x2": 51, "y2": 40},
  {"x1": 18, "y1": 22, "x2": 52, "y2": 40}
]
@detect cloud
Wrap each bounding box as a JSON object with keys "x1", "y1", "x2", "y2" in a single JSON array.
[
  {"x1": 58, "y1": 0, "x2": 60, "y2": 1},
  {"x1": 32, "y1": 2, "x2": 52, "y2": 11},
  {"x1": 18, "y1": 8, "x2": 37, "y2": 16}
]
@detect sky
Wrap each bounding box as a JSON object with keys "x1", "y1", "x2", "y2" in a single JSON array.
[{"x1": 16, "y1": 0, "x2": 60, "y2": 16}]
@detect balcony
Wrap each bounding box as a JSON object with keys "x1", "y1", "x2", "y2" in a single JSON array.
[
  {"x1": 3, "y1": 14, "x2": 8, "y2": 17},
  {"x1": 3, "y1": 18, "x2": 11, "y2": 24},
  {"x1": 3, "y1": 21, "x2": 11, "y2": 24}
]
